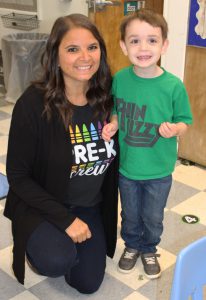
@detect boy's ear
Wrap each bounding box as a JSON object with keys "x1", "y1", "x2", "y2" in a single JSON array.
[
  {"x1": 120, "y1": 40, "x2": 128, "y2": 56},
  {"x1": 161, "y1": 39, "x2": 169, "y2": 55}
]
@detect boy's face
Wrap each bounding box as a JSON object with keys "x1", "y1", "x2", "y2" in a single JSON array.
[{"x1": 120, "y1": 19, "x2": 168, "y2": 73}]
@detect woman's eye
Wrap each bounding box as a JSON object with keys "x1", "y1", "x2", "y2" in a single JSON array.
[
  {"x1": 88, "y1": 44, "x2": 99, "y2": 51},
  {"x1": 67, "y1": 47, "x2": 78, "y2": 53}
]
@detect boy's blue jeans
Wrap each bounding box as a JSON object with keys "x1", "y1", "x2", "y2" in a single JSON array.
[{"x1": 119, "y1": 173, "x2": 172, "y2": 253}]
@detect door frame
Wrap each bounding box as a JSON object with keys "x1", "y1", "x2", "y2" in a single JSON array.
[{"x1": 162, "y1": 0, "x2": 190, "y2": 80}]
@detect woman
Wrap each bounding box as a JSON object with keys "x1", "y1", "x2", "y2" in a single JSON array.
[{"x1": 4, "y1": 14, "x2": 119, "y2": 294}]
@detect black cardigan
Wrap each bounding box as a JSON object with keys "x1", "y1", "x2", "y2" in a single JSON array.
[{"x1": 4, "y1": 85, "x2": 119, "y2": 284}]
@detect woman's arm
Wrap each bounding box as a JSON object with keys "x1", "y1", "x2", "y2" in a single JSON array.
[{"x1": 7, "y1": 90, "x2": 75, "y2": 231}]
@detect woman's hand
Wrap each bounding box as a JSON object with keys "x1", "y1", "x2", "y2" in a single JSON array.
[{"x1": 65, "y1": 217, "x2": 92, "y2": 243}]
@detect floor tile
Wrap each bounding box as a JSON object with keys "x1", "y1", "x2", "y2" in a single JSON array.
[
  {"x1": 160, "y1": 210, "x2": 206, "y2": 255},
  {"x1": 0, "y1": 162, "x2": 6, "y2": 174},
  {"x1": 0, "y1": 136, "x2": 8, "y2": 156},
  {"x1": 0, "y1": 269, "x2": 25, "y2": 300},
  {"x1": 0, "y1": 111, "x2": 11, "y2": 121},
  {"x1": 123, "y1": 291, "x2": 150, "y2": 300},
  {"x1": 0, "y1": 104, "x2": 14, "y2": 115},
  {"x1": 171, "y1": 191, "x2": 206, "y2": 225},
  {"x1": 173, "y1": 164, "x2": 206, "y2": 190},
  {"x1": 167, "y1": 180, "x2": 200, "y2": 209},
  {"x1": 0, "y1": 198, "x2": 6, "y2": 207},
  {"x1": 0, "y1": 212, "x2": 13, "y2": 249},
  {"x1": 29, "y1": 274, "x2": 133, "y2": 300},
  {"x1": 0, "y1": 154, "x2": 7, "y2": 165},
  {"x1": 0, "y1": 119, "x2": 12, "y2": 135},
  {"x1": 156, "y1": 246, "x2": 176, "y2": 272},
  {"x1": 9, "y1": 291, "x2": 40, "y2": 300},
  {"x1": 137, "y1": 265, "x2": 175, "y2": 300},
  {"x1": 0, "y1": 246, "x2": 47, "y2": 289}
]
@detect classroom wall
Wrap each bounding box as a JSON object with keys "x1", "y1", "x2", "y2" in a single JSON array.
[
  {"x1": 0, "y1": 0, "x2": 88, "y2": 48},
  {"x1": 37, "y1": 0, "x2": 88, "y2": 33},
  {"x1": 161, "y1": 0, "x2": 190, "y2": 80}
]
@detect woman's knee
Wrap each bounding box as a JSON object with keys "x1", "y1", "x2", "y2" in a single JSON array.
[
  {"x1": 76, "y1": 280, "x2": 102, "y2": 294},
  {"x1": 26, "y1": 221, "x2": 77, "y2": 277},
  {"x1": 45, "y1": 254, "x2": 77, "y2": 277},
  {"x1": 28, "y1": 249, "x2": 77, "y2": 277},
  {"x1": 66, "y1": 272, "x2": 104, "y2": 294}
]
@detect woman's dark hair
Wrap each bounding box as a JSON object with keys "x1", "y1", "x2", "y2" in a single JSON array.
[{"x1": 35, "y1": 14, "x2": 112, "y2": 127}]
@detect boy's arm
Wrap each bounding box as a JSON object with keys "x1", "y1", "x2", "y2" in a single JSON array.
[
  {"x1": 110, "y1": 114, "x2": 118, "y2": 129},
  {"x1": 175, "y1": 122, "x2": 189, "y2": 136},
  {"x1": 159, "y1": 121, "x2": 188, "y2": 138},
  {"x1": 102, "y1": 114, "x2": 118, "y2": 142}
]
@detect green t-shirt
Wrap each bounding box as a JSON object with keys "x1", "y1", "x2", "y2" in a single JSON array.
[{"x1": 113, "y1": 66, "x2": 193, "y2": 180}]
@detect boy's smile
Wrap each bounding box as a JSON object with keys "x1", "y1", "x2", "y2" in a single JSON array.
[{"x1": 120, "y1": 20, "x2": 168, "y2": 77}]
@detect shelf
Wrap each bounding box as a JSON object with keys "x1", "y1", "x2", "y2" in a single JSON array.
[{"x1": 1, "y1": 13, "x2": 39, "y2": 31}]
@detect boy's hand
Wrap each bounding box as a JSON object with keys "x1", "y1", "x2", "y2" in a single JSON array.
[
  {"x1": 102, "y1": 123, "x2": 118, "y2": 142},
  {"x1": 159, "y1": 122, "x2": 178, "y2": 138},
  {"x1": 159, "y1": 121, "x2": 188, "y2": 138}
]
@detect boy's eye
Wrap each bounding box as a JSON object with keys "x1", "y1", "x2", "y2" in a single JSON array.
[
  {"x1": 130, "y1": 39, "x2": 139, "y2": 44},
  {"x1": 149, "y1": 38, "x2": 157, "y2": 44}
]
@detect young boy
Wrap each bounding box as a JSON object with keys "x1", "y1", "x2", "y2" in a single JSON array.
[{"x1": 102, "y1": 9, "x2": 192, "y2": 279}]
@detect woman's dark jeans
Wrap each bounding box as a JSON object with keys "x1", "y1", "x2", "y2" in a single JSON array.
[{"x1": 26, "y1": 205, "x2": 106, "y2": 294}]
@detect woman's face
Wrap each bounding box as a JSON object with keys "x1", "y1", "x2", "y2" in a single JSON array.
[{"x1": 58, "y1": 27, "x2": 101, "y2": 85}]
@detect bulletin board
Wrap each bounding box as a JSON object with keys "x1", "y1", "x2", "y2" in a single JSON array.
[{"x1": 187, "y1": 0, "x2": 206, "y2": 47}]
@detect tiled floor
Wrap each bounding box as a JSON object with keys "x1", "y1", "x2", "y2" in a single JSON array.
[{"x1": 1, "y1": 91, "x2": 206, "y2": 300}]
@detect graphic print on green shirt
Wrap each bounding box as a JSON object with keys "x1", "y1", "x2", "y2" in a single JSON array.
[
  {"x1": 116, "y1": 97, "x2": 160, "y2": 147},
  {"x1": 113, "y1": 66, "x2": 193, "y2": 180}
]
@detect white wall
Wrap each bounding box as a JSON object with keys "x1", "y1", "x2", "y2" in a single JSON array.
[
  {"x1": 162, "y1": 0, "x2": 190, "y2": 80},
  {"x1": 37, "y1": 0, "x2": 88, "y2": 33},
  {"x1": 0, "y1": 0, "x2": 88, "y2": 48}
]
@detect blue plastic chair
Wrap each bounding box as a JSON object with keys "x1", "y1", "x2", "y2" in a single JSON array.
[
  {"x1": 170, "y1": 236, "x2": 206, "y2": 300},
  {"x1": 0, "y1": 173, "x2": 9, "y2": 200}
]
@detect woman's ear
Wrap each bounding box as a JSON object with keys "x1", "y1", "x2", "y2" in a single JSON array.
[{"x1": 120, "y1": 40, "x2": 128, "y2": 56}]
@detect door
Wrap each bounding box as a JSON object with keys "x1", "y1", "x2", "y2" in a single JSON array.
[{"x1": 88, "y1": 0, "x2": 164, "y2": 74}]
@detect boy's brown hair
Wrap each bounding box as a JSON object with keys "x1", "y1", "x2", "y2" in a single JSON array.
[{"x1": 120, "y1": 9, "x2": 168, "y2": 41}]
